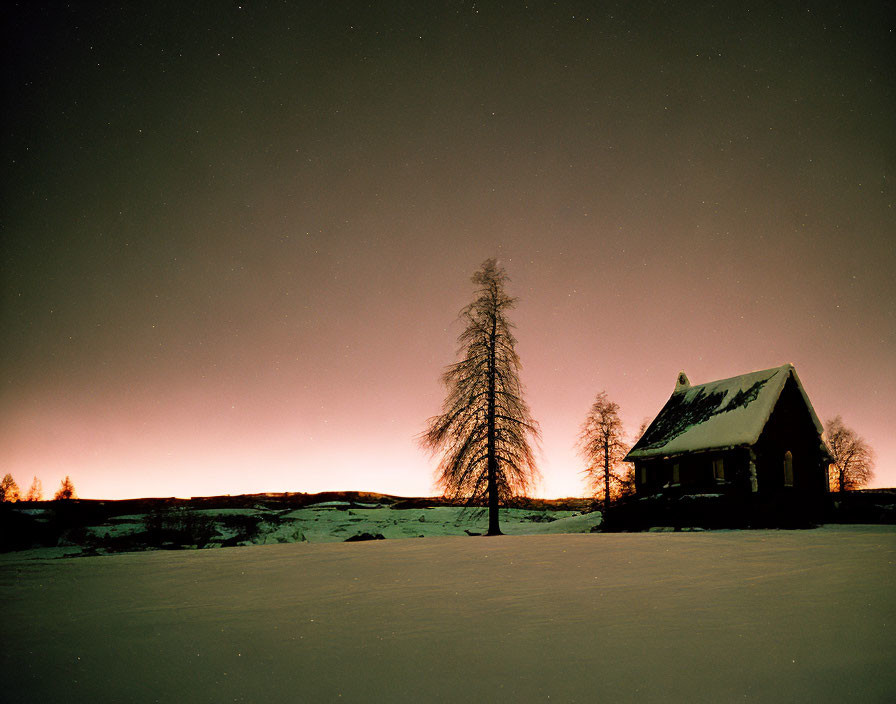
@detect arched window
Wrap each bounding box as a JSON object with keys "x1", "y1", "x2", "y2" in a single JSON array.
[{"x1": 784, "y1": 451, "x2": 794, "y2": 487}]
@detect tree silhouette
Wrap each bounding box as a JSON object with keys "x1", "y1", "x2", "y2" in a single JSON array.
[
  {"x1": 578, "y1": 392, "x2": 630, "y2": 511},
  {"x1": 54, "y1": 476, "x2": 77, "y2": 501},
  {"x1": 635, "y1": 417, "x2": 651, "y2": 444},
  {"x1": 1, "y1": 474, "x2": 20, "y2": 502},
  {"x1": 421, "y1": 258, "x2": 540, "y2": 536},
  {"x1": 825, "y1": 416, "x2": 874, "y2": 492},
  {"x1": 25, "y1": 477, "x2": 43, "y2": 502}
]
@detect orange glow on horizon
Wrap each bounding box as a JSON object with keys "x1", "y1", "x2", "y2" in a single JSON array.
[{"x1": 2, "y1": 4, "x2": 892, "y2": 501}]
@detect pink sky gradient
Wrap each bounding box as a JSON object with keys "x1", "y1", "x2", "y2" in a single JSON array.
[{"x1": 2, "y1": 3, "x2": 892, "y2": 499}]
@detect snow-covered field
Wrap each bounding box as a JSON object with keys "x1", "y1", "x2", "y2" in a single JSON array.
[
  {"x1": 202, "y1": 504, "x2": 602, "y2": 544},
  {"x1": 15, "y1": 503, "x2": 602, "y2": 554},
  {"x1": 3, "y1": 525, "x2": 894, "y2": 703}
]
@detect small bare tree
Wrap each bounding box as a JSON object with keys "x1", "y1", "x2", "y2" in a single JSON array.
[
  {"x1": 54, "y1": 476, "x2": 77, "y2": 501},
  {"x1": 825, "y1": 417, "x2": 874, "y2": 492},
  {"x1": 1, "y1": 474, "x2": 20, "y2": 502},
  {"x1": 578, "y1": 392, "x2": 630, "y2": 511},
  {"x1": 635, "y1": 417, "x2": 651, "y2": 444},
  {"x1": 25, "y1": 477, "x2": 43, "y2": 502},
  {"x1": 421, "y1": 258, "x2": 540, "y2": 536}
]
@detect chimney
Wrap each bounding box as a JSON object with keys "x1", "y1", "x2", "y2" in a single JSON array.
[{"x1": 674, "y1": 371, "x2": 690, "y2": 392}]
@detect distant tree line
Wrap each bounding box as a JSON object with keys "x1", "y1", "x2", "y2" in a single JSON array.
[
  {"x1": 0, "y1": 475, "x2": 76, "y2": 502},
  {"x1": 423, "y1": 259, "x2": 876, "y2": 533}
]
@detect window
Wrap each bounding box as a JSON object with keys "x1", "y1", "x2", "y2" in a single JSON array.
[
  {"x1": 672, "y1": 463, "x2": 680, "y2": 485},
  {"x1": 640, "y1": 467, "x2": 648, "y2": 485},
  {"x1": 713, "y1": 458, "x2": 725, "y2": 482},
  {"x1": 784, "y1": 451, "x2": 794, "y2": 487}
]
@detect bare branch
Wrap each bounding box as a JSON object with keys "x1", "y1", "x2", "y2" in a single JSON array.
[
  {"x1": 825, "y1": 416, "x2": 874, "y2": 491},
  {"x1": 577, "y1": 391, "x2": 632, "y2": 510}
]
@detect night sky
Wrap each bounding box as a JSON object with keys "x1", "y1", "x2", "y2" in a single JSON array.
[{"x1": 2, "y1": 2, "x2": 893, "y2": 499}]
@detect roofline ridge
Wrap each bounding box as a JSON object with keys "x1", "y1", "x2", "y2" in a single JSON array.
[{"x1": 680, "y1": 363, "x2": 792, "y2": 390}]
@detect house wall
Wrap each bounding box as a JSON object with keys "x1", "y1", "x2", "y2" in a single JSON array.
[
  {"x1": 754, "y1": 376, "x2": 829, "y2": 499},
  {"x1": 634, "y1": 448, "x2": 751, "y2": 497}
]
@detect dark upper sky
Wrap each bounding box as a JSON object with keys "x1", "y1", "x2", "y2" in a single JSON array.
[{"x1": 2, "y1": 1, "x2": 893, "y2": 498}]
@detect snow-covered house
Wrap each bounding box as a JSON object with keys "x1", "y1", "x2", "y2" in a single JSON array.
[{"x1": 625, "y1": 364, "x2": 832, "y2": 504}]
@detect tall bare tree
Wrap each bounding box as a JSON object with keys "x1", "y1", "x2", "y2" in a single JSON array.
[
  {"x1": 421, "y1": 258, "x2": 540, "y2": 536},
  {"x1": 1, "y1": 474, "x2": 20, "y2": 502},
  {"x1": 578, "y1": 392, "x2": 630, "y2": 511},
  {"x1": 825, "y1": 416, "x2": 874, "y2": 492}
]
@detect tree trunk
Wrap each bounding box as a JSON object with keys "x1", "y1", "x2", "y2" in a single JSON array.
[
  {"x1": 486, "y1": 299, "x2": 502, "y2": 536},
  {"x1": 603, "y1": 438, "x2": 610, "y2": 513}
]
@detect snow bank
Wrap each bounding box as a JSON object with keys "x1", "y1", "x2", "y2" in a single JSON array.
[{"x1": 2, "y1": 526, "x2": 893, "y2": 703}]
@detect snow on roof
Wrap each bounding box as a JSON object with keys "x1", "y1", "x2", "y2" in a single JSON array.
[{"x1": 625, "y1": 364, "x2": 825, "y2": 461}]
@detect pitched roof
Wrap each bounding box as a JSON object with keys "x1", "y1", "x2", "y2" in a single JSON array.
[{"x1": 625, "y1": 364, "x2": 826, "y2": 461}]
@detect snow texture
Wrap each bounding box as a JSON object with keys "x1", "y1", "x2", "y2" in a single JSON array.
[
  {"x1": 2, "y1": 526, "x2": 894, "y2": 703},
  {"x1": 13, "y1": 505, "x2": 601, "y2": 555},
  {"x1": 626, "y1": 364, "x2": 826, "y2": 460}
]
